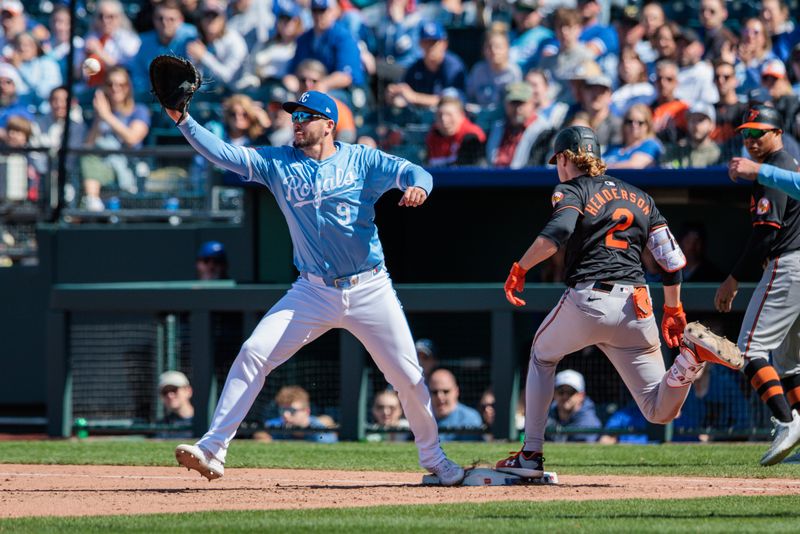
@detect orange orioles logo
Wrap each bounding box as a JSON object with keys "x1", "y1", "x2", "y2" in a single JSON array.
[
  {"x1": 756, "y1": 197, "x2": 771, "y2": 215},
  {"x1": 746, "y1": 109, "x2": 760, "y2": 122},
  {"x1": 551, "y1": 191, "x2": 564, "y2": 207}
]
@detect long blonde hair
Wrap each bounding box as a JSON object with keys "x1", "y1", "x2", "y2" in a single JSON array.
[{"x1": 563, "y1": 149, "x2": 607, "y2": 177}]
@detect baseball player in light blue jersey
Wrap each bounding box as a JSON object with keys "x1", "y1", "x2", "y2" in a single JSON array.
[{"x1": 167, "y1": 90, "x2": 465, "y2": 486}]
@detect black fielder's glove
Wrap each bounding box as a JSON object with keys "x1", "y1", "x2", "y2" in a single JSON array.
[{"x1": 149, "y1": 54, "x2": 201, "y2": 125}]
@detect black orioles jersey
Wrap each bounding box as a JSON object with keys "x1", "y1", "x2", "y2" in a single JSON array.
[
  {"x1": 750, "y1": 149, "x2": 800, "y2": 258},
  {"x1": 539, "y1": 174, "x2": 670, "y2": 287}
]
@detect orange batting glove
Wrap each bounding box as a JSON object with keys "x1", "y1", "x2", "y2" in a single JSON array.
[
  {"x1": 504, "y1": 262, "x2": 528, "y2": 307},
  {"x1": 661, "y1": 303, "x2": 687, "y2": 348}
]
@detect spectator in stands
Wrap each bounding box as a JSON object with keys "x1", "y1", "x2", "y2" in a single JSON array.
[
  {"x1": 186, "y1": 0, "x2": 247, "y2": 93},
  {"x1": 598, "y1": 401, "x2": 649, "y2": 444},
  {"x1": 425, "y1": 95, "x2": 486, "y2": 167},
  {"x1": 196, "y1": 240, "x2": 229, "y2": 280},
  {"x1": 0, "y1": 0, "x2": 49, "y2": 59},
  {"x1": 235, "y1": 0, "x2": 302, "y2": 90},
  {"x1": 761, "y1": 0, "x2": 799, "y2": 63},
  {"x1": 1, "y1": 115, "x2": 40, "y2": 202},
  {"x1": 479, "y1": 388, "x2": 495, "y2": 430},
  {"x1": 662, "y1": 102, "x2": 721, "y2": 169},
  {"x1": 158, "y1": 370, "x2": 195, "y2": 428},
  {"x1": 576, "y1": 0, "x2": 619, "y2": 81},
  {"x1": 611, "y1": 48, "x2": 656, "y2": 117},
  {"x1": 519, "y1": 69, "x2": 570, "y2": 166},
  {"x1": 651, "y1": 22, "x2": 681, "y2": 66},
  {"x1": 535, "y1": 8, "x2": 594, "y2": 105},
  {"x1": 366, "y1": 389, "x2": 410, "y2": 442},
  {"x1": 415, "y1": 338, "x2": 438, "y2": 379},
  {"x1": 675, "y1": 28, "x2": 718, "y2": 106},
  {"x1": 547, "y1": 369, "x2": 601, "y2": 443},
  {"x1": 33, "y1": 86, "x2": 85, "y2": 150},
  {"x1": 227, "y1": 0, "x2": 275, "y2": 49},
  {"x1": 634, "y1": 2, "x2": 664, "y2": 66},
  {"x1": 82, "y1": 66, "x2": 151, "y2": 210},
  {"x1": 605, "y1": 103, "x2": 664, "y2": 169},
  {"x1": 677, "y1": 222, "x2": 724, "y2": 282},
  {"x1": 130, "y1": 0, "x2": 199, "y2": 95},
  {"x1": 509, "y1": 0, "x2": 552, "y2": 72},
  {"x1": 428, "y1": 368, "x2": 483, "y2": 441},
  {"x1": 219, "y1": 93, "x2": 270, "y2": 146},
  {"x1": 44, "y1": 5, "x2": 84, "y2": 83},
  {"x1": 9, "y1": 32, "x2": 62, "y2": 108},
  {"x1": 263, "y1": 385, "x2": 338, "y2": 443},
  {"x1": 263, "y1": 85, "x2": 294, "y2": 147},
  {"x1": 573, "y1": 74, "x2": 621, "y2": 152},
  {"x1": 82, "y1": 0, "x2": 141, "y2": 88},
  {"x1": 295, "y1": 59, "x2": 357, "y2": 143},
  {"x1": 760, "y1": 59, "x2": 800, "y2": 139},
  {"x1": 386, "y1": 21, "x2": 466, "y2": 110},
  {"x1": 488, "y1": 80, "x2": 553, "y2": 168},
  {"x1": 466, "y1": 28, "x2": 521, "y2": 111},
  {"x1": 0, "y1": 63, "x2": 34, "y2": 141},
  {"x1": 697, "y1": 0, "x2": 735, "y2": 62},
  {"x1": 712, "y1": 59, "x2": 748, "y2": 161},
  {"x1": 360, "y1": 0, "x2": 422, "y2": 83},
  {"x1": 651, "y1": 59, "x2": 688, "y2": 145},
  {"x1": 735, "y1": 17, "x2": 778, "y2": 96},
  {"x1": 792, "y1": 44, "x2": 800, "y2": 94},
  {"x1": 284, "y1": 0, "x2": 364, "y2": 103}
]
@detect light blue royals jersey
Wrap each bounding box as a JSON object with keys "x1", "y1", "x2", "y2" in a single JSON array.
[{"x1": 178, "y1": 117, "x2": 433, "y2": 279}]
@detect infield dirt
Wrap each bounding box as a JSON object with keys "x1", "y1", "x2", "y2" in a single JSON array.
[{"x1": 2, "y1": 465, "x2": 800, "y2": 518}]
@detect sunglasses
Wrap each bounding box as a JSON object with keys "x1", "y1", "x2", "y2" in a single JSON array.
[
  {"x1": 740, "y1": 128, "x2": 775, "y2": 139},
  {"x1": 715, "y1": 73, "x2": 733, "y2": 81},
  {"x1": 624, "y1": 119, "x2": 646, "y2": 126},
  {"x1": 160, "y1": 386, "x2": 180, "y2": 396},
  {"x1": 291, "y1": 111, "x2": 327, "y2": 124}
]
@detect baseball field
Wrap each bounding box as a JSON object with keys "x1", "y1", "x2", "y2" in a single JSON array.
[{"x1": 1, "y1": 440, "x2": 799, "y2": 532}]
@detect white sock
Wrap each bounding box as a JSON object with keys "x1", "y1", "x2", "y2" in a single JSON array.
[{"x1": 666, "y1": 346, "x2": 705, "y2": 388}]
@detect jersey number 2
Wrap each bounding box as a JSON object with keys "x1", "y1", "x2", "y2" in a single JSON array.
[{"x1": 605, "y1": 208, "x2": 633, "y2": 249}]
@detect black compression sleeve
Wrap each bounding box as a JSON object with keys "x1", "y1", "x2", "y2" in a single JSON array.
[
  {"x1": 660, "y1": 267, "x2": 683, "y2": 286},
  {"x1": 731, "y1": 225, "x2": 778, "y2": 281}
]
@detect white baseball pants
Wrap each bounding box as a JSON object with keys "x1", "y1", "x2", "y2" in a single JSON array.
[
  {"x1": 196, "y1": 270, "x2": 446, "y2": 469},
  {"x1": 523, "y1": 282, "x2": 692, "y2": 453}
]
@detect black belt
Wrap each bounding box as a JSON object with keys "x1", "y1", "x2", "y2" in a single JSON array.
[{"x1": 571, "y1": 281, "x2": 646, "y2": 292}]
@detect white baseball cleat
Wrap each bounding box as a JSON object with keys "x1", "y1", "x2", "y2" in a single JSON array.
[
  {"x1": 427, "y1": 457, "x2": 465, "y2": 486},
  {"x1": 683, "y1": 322, "x2": 744, "y2": 370},
  {"x1": 761, "y1": 410, "x2": 800, "y2": 466},
  {"x1": 175, "y1": 443, "x2": 224, "y2": 480}
]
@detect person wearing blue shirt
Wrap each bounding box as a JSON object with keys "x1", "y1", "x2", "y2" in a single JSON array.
[
  {"x1": 509, "y1": 0, "x2": 553, "y2": 71},
  {"x1": 263, "y1": 385, "x2": 338, "y2": 443},
  {"x1": 546, "y1": 370, "x2": 602, "y2": 443},
  {"x1": 729, "y1": 156, "x2": 800, "y2": 200},
  {"x1": 284, "y1": 0, "x2": 365, "y2": 100},
  {"x1": 168, "y1": 89, "x2": 465, "y2": 486},
  {"x1": 386, "y1": 21, "x2": 466, "y2": 109},
  {"x1": 129, "y1": 0, "x2": 198, "y2": 95},
  {"x1": 576, "y1": 0, "x2": 619, "y2": 82},
  {"x1": 428, "y1": 368, "x2": 483, "y2": 441}
]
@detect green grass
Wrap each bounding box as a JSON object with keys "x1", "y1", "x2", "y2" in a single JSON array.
[
  {"x1": 0, "y1": 440, "x2": 799, "y2": 478},
  {"x1": 0, "y1": 496, "x2": 798, "y2": 533}
]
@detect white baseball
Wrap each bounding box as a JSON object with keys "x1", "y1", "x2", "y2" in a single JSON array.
[{"x1": 82, "y1": 57, "x2": 101, "y2": 76}]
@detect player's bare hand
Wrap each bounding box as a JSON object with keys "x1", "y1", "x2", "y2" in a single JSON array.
[
  {"x1": 399, "y1": 187, "x2": 427, "y2": 207},
  {"x1": 165, "y1": 108, "x2": 184, "y2": 124},
  {"x1": 714, "y1": 275, "x2": 739, "y2": 313},
  {"x1": 728, "y1": 157, "x2": 760, "y2": 183}
]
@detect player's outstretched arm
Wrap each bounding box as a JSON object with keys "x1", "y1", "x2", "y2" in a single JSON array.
[
  {"x1": 754, "y1": 163, "x2": 800, "y2": 200},
  {"x1": 175, "y1": 116, "x2": 259, "y2": 180},
  {"x1": 399, "y1": 186, "x2": 427, "y2": 207},
  {"x1": 504, "y1": 236, "x2": 558, "y2": 307}
]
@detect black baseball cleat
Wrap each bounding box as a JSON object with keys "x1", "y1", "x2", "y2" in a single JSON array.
[
  {"x1": 683, "y1": 322, "x2": 744, "y2": 370},
  {"x1": 495, "y1": 450, "x2": 544, "y2": 478}
]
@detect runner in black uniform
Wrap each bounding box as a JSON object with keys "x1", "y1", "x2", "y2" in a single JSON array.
[
  {"x1": 714, "y1": 105, "x2": 800, "y2": 465},
  {"x1": 495, "y1": 126, "x2": 742, "y2": 478}
]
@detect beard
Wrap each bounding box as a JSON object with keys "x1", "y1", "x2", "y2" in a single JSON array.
[{"x1": 293, "y1": 128, "x2": 323, "y2": 148}]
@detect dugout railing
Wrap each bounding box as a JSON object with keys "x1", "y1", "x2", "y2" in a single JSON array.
[{"x1": 48, "y1": 282, "x2": 759, "y2": 442}]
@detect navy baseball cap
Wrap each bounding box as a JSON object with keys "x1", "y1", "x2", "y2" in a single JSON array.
[
  {"x1": 548, "y1": 126, "x2": 601, "y2": 164},
  {"x1": 197, "y1": 240, "x2": 226, "y2": 260},
  {"x1": 737, "y1": 105, "x2": 783, "y2": 131},
  {"x1": 420, "y1": 21, "x2": 447, "y2": 41},
  {"x1": 282, "y1": 90, "x2": 338, "y2": 124},
  {"x1": 275, "y1": 0, "x2": 300, "y2": 17},
  {"x1": 311, "y1": 0, "x2": 332, "y2": 10}
]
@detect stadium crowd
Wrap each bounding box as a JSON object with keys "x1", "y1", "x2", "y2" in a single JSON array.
[{"x1": 0, "y1": 0, "x2": 799, "y2": 210}]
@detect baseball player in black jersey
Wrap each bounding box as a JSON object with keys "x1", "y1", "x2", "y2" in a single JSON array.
[
  {"x1": 714, "y1": 105, "x2": 800, "y2": 466},
  {"x1": 495, "y1": 126, "x2": 743, "y2": 478}
]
